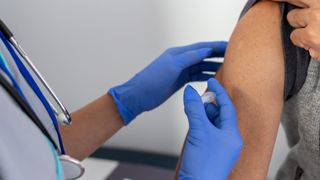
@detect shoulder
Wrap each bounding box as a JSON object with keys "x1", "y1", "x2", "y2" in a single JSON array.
[{"x1": 0, "y1": 87, "x2": 58, "y2": 180}]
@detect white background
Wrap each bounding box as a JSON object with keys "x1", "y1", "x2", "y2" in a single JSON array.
[{"x1": 1, "y1": 0, "x2": 289, "y2": 178}]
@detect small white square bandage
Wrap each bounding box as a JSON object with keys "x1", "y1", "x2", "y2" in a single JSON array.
[{"x1": 201, "y1": 92, "x2": 217, "y2": 105}]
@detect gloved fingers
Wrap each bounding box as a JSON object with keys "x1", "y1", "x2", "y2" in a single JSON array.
[
  {"x1": 207, "y1": 78, "x2": 238, "y2": 130},
  {"x1": 198, "y1": 61, "x2": 222, "y2": 71},
  {"x1": 183, "y1": 85, "x2": 208, "y2": 128},
  {"x1": 176, "y1": 48, "x2": 215, "y2": 69},
  {"x1": 190, "y1": 61, "x2": 222, "y2": 74},
  {"x1": 169, "y1": 41, "x2": 227, "y2": 56},
  {"x1": 190, "y1": 73, "x2": 213, "y2": 82},
  {"x1": 204, "y1": 103, "x2": 220, "y2": 127}
]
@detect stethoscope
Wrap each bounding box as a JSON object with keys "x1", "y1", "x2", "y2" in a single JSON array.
[
  {"x1": 0, "y1": 20, "x2": 71, "y2": 125},
  {"x1": 0, "y1": 19, "x2": 85, "y2": 179}
]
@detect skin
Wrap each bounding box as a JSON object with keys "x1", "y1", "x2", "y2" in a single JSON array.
[
  {"x1": 175, "y1": 1, "x2": 285, "y2": 179},
  {"x1": 62, "y1": 3, "x2": 285, "y2": 179},
  {"x1": 58, "y1": 41, "x2": 225, "y2": 161},
  {"x1": 60, "y1": 94, "x2": 124, "y2": 160},
  {"x1": 269, "y1": 0, "x2": 320, "y2": 60},
  {"x1": 58, "y1": 42, "x2": 225, "y2": 161},
  {"x1": 221, "y1": 2, "x2": 284, "y2": 179}
]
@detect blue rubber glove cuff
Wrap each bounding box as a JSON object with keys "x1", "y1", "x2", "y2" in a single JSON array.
[{"x1": 108, "y1": 87, "x2": 136, "y2": 125}]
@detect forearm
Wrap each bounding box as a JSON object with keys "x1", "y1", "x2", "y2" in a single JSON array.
[{"x1": 60, "y1": 94, "x2": 124, "y2": 160}]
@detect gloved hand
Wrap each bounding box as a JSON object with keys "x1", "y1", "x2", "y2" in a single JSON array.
[
  {"x1": 179, "y1": 78, "x2": 243, "y2": 180},
  {"x1": 109, "y1": 42, "x2": 227, "y2": 125}
]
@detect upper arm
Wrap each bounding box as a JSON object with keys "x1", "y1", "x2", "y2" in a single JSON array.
[{"x1": 215, "y1": 1, "x2": 285, "y2": 179}]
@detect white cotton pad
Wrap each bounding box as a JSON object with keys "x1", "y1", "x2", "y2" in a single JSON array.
[{"x1": 201, "y1": 91, "x2": 217, "y2": 104}]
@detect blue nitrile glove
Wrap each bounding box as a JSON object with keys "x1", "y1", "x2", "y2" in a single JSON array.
[
  {"x1": 109, "y1": 42, "x2": 227, "y2": 125},
  {"x1": 179, "y1": 78, "x2": 243, "y2": 180}
]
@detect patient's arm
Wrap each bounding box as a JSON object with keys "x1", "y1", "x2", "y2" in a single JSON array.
[
  {"x1": 175, "y1": 1, "x2": 285, "y2": 179},
  {"x1": 216, "y1": 1, "x2": 284, "y2": 179}
]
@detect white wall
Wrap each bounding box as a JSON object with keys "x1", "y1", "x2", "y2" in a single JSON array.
[{"x1": 1, "y1": 0, "x2": 289, "y2": 178}]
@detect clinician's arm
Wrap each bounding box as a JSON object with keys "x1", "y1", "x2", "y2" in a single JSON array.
[
  {"x1": 61, "y1": 94, "x2": 123, "y2": 160},
  {"x1": 218, "y1": 1, "x2": 285, "y2": 179},
  {"x1": 174, "y1": 1, "x2": 285, "y2": 179},
  {"x1": 61, "y1": 42, "x2": 227, "y2": 160}
]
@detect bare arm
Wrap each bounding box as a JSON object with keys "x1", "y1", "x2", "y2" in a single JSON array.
[
  {"x1": 218, "y1": 1, "x2": 284, "y2": 179},
  {"x1": 60, "y1": 94, "x2": 124, "y2": 160},
  {"x1": 174, "y1": 1, "x2": 285, "y2": 179}
]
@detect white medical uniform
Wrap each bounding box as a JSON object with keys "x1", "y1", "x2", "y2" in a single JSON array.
[{"x1": 0, "y1": 38, "x2": 64, "y2": 179}]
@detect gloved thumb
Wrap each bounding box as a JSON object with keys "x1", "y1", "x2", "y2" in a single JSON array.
[
  {"x1": 183, "y1": 85, "x2": 207, "y2": 127},
  {"x1": 207, "y1": 78, "x2": 238, "y2": 130}
]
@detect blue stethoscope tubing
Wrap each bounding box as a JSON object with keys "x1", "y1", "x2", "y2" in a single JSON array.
[
  {"x1": 0, "y1": 19, "x2": 85, "y2": 179},
  {"x1": 0, "y1": 52, "x2": 63, "y2": 180},
  {"x1": 0, "y1": 52, "x2": 26, "y2": 100},
  {"x1": 0, "y1": 31, "x2": 66, "y2": 154},
  {"x1": 0, "y1": 19, "x2": 72, "y2": 124},
  {"x1": 48, "y1": 139, "x2": 63, "y2": 180},
  {"x1": 0, "y1": 56, "x2": 60, "y2": 153}
]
